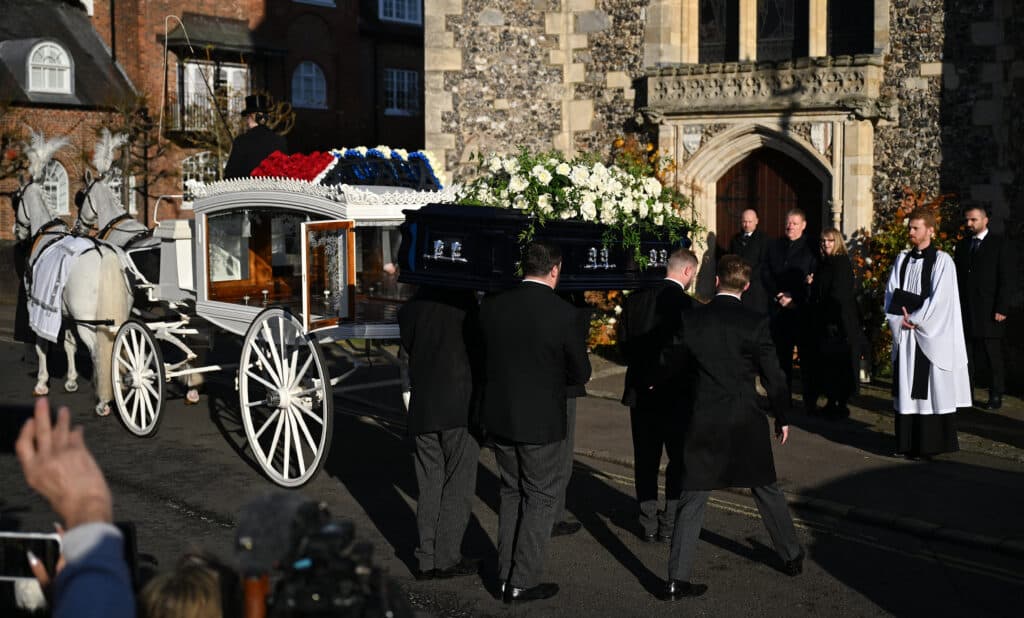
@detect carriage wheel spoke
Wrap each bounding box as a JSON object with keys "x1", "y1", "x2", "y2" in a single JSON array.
[
  {"x1": 287, "y1": 410, "x2": 307, "y2": 477},
  {"x1": 265, "y1": 409, "x2": 286, "y2": 466},
  {"x1": 293, "y1": 399, "x2": 325, "y2": 426},
  {"x1": 250, "y1": 341, "x2": 282, "y2": 386},
  {"x1": 129, "y1": 329, "x2": 143, "y2": 367},
  {"x1": 291, "y1": 404, "x2": 319, "y2": 454},
  {"x1": 253, "y1": 408, "x2": 281, "y2": 441},
  {"x1": 290, "y1": 353, "x2": 315, "y2": 390},
  {"x1": 140, "y1": 388, "x2": 152, "y2": 427},
  {"x1": 287, "y1": 348, "x2": 299, "y2": 390},
  {"x1": 261, "y1": 320, "x2": 287, "y2": 386},
  {"x1": 142, "y1": 380, "x2": 160, "y2": 403},
  {"x1": 116, "y1": 355, "x2": 133, "y2": 373},
  {"x1": 281, "y1": 407, "x2": 292, "y2": 479},
  {"x1": 245, "y1": 369, "x2": 278, "y2": 392},
  {"x1": 130, "y1": 388, "x2": 141, "y2": 425}
]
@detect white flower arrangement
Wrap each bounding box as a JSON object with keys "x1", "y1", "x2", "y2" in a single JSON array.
[{"x1": 459, "y1": 150, "x2": 696, "y2": 264}]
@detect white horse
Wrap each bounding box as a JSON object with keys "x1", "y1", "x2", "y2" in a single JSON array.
[
  {"x1": 73, "y1": 130, "x2": 158, "y2": 250},
  {"x1": 14, "y1": 133, "x2": 132, "y2": 416}
]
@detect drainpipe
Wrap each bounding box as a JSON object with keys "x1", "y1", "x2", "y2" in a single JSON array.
[{"x1": 109, "y1": 0, "x2": 116, "y2": 63}]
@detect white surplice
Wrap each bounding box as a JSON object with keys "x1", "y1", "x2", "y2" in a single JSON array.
[{"x1": 885, "y1": 250, "x2": 971, "y2": 414}]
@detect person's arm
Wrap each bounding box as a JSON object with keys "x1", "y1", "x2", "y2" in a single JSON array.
[
  {"x1": 753, "y1": 319, "x2": 791, "y2": 441},
  {"x1": 994, "y1": 237, "x2": 1016, "y2": 320},
  {"x1": 15, "y1": 399, "x2": 135, "y2": 618}
]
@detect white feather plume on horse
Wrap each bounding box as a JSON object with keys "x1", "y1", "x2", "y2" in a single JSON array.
[
  {"x1": 25, "y1": 128, "x2": 69, "y2": 181},
  {"x1": 91, "y1": 128, "x2": 129, "y2": 178}
]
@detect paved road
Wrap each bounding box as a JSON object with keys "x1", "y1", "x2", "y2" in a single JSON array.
[{"x1": 2, "y1": 340, "x2": 1022, "y2": 617}]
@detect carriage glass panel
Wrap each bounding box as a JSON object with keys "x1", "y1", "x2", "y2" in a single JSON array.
[
  {"x1": 354, "y1": 226, "x2": 416, "y2": 322},
  {"x1": 206, "y1": 208, "x2": 306, "y2": 312},
  {"x1": 302, "y1": 220, "x2": 355, "y2": 331}
]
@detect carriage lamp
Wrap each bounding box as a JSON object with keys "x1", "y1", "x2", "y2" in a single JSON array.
[
  {"x1": 262, "y1": 289, "x2": 269, "y2": 306},
  {"x1": 324, "y1": 290, "x2": 332, "y2": 311},
  {"x1": 243, "y1": 294, "x2": 250, "y2": 306}
]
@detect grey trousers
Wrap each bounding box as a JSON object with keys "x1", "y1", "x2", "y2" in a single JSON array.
[
  {"x1": 668, "y1": 484, "x2": 802, "y2": 581},
  {"x1": 552, "y1": 397, "x2": 577, "y2": 522},
  {"x1": 493, "y1": 438, "x2": 563, "y2": 588},
  {"x1": 413, "y1": 427, "x2": 480, "y2": 571}
]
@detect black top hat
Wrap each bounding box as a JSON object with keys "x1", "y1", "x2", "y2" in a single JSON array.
[{"x1": 241, "y1": 94, "x2": 272, "y2": 116}]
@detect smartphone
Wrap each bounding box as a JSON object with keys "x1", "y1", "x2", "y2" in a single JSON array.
[{"x1": 0, "y1": 532, "x2": 62, "y2": 581}]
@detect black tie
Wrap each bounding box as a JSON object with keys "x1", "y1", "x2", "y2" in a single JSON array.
[{"x1": 971, "y1": 237, "x2": 981, "y2": 253}]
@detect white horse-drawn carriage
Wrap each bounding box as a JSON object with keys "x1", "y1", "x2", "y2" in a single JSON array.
[{"x1": 16, "y1": 131, "x2": 455, "y2": 487}]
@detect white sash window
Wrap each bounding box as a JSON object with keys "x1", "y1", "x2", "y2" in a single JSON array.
[
  {"x1": 379, "y1": 0, "x2": 421, "y2": 25},
  {"x1": 28, "y1": 42, "x2": 73, "y2": 94},
  {"x1": 384, "y1": 68, "x2": 419, "y2": 116},
  {"x1": 291, "y1": 61, "x2": 328, "y2": 109}
]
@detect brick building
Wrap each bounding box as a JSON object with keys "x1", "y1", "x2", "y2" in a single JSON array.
[{"x1": 1, "y1": 0, "x2": 425, "y2": 242}]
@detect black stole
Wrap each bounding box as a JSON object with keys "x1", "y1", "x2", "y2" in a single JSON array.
[{"x1": 893, "y1": 246, "x2": 938, "y2": 400}]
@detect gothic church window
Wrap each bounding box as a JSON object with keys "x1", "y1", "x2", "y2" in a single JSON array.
[
  {"x1": 756, "y1": 0, "x2": 808, "y2": 62},
  {"x1": 699, "y1": 0, "x2": 739, "y2": 63},
  {"x1": 827, "y1": 0, "x2": 874, "y2": 56},
  {"x1": 28, "y1": 42, "x2": 72, "y2": 94}
]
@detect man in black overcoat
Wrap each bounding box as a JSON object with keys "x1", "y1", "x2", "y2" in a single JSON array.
[
  {"x1": 661, "y1": 255, "x2": 803, "y2": 601},
  {"x1": 398, "y1": 286, "x2": 482, "y2": 581},
  {"x1": 479, "y1": 241, "x2": 591, "y2": 604},
  {"x1": 729, "y1": 208, "x2": 769, "y2": 313},
  {"x1": 618, "y1": 247, "x2": 698, "y2": 542},
  {"x1": 223, "y1": 94, "x2": 288, "y2": 179},
  {"x1": 954, "y1": 206, "x2": 1017, "y2": 410},
  {"x1": 763, "y1": 208, "x2": 817, "y2": 405}
]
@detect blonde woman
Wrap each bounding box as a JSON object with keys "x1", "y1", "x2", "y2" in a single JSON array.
[{"x1": 806, "y1": 228, "x2": 861, "y2": 417}]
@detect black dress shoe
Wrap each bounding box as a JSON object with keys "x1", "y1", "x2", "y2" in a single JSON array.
[
  {"x1": 781, "y1": 550, "x2": 805, "y2": 576},
  {"x1": 435, "y1": 558, "x2": 480, "y2": 579},
  {"x1": 413, "y1": 568, "x2": 437, "y2": 581},
  {"x1": 639, "y1": 530, "x2": 658, "y2": 543},
  {"x1": 661, "y1": 579, "x2": 708, "y2": 600},
  {"x1": 657, "y1": 532, "x2": 673, "y2": 543},
  {"x1": 551, "y1": 520, "x2": 582, "y2": 537},
  {"x1": 987, "y1": 395, "x2": 1003, "y2": 410},
  {"x1": 502, "y1": 582, "x2": 559, "y2": 604}
]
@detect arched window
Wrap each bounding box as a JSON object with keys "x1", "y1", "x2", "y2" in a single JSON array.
[
  {"x1": 291, "y1": 62, "x2": 328, "y2": 109},
  {"x1": 106, "y1": 168, "x2": 138, "y2": 214},
  {"x1": 181, "y1": 151, "x2": 221, "y2": 207},
  {"x1": 28, "y1": 42, "x2": 73, "y2": 94},
  {"x1": 42, "y1": 160, "x2": 69, "y2": 215},
  {"x1": 756, "y1": 0, "x2": 809, "y2": 62}
]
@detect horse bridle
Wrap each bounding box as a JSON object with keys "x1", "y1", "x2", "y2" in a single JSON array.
[{"x1": 75, "y1": 177, "x2": 150, "y2": 246}]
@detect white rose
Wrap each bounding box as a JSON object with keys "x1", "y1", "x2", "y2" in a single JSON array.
[
  {"x1": 559, "y1": 209, "x2": 573, "y2": 219},
  {"x1": 620, "y1": 195, "x2": 635, "y2": 213},
  {"x1": 546, "y1": 158, "x2": 560, "y2": 167},
  {"x1": 638, "y1": 202, "x2": 649, "y2": 219},
  {"x1": 488, "y1": 156, "x2": 503, "y2": 172},
  {"x1": 531, "y1": 165, "x2": 553, "y2": 185},
  {"x1": 614, "y1": 305, "x2": 622, "y2": 315},
  {"x1": 654, "y1": 214, "x2": 665, "y2": 226},
  {"x1": 393, "y1": 148, "x2": 409, "y2": 160},
  {"x1": 645, "y1": 177, "x2": 663, "y2": 196},
  {"x1": 375, "y1": 145, "x2": 392, "y2": 158},
  {"x1": 592, "y1": 162, "x2": 608, "y2": 176},
  {"x1": 537, "y1": 193, "x2": 553, "y2": 213},
  {"x1": 555, "y1": 162, "x2": 572, "y2": 176},
  {"x1": 607, "y1": 317, "x2": 617, "y2": 325},
  {"x1": 513, "y1": 195, "x2": 529, "y2": 209},
  {"x1": 652, "y1": 202, "x2": 664, "y2": 215},
  {"x1": 502, "y1": 158, "x2": 520, "y2": 174},
  {"x1": 354, "y1": 146, "x2": 368, "y2": 156},
  {"x1": 569, "y1": 165, "x2": 590, "y2": 186},
  {"x1": 580, "y1": 200, "x2": 597, "y2": 222},
  {"x1": 508, "y1": 175, "x2": 529, "y2": 193}
]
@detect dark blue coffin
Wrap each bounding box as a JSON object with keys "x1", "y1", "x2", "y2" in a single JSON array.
[{"x1": 397, "y1": 204, "x2": 686, "y2": 292}]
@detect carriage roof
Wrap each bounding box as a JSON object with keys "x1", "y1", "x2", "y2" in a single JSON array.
[{"x1": 190, "y1": 177, "x2": 460, "y2": 225}]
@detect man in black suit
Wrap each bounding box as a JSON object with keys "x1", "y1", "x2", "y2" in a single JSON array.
[
  {"x1": 398, "y1": 287, "x2": 482, "y2": 581},
  {"x1": 763, "y1": 208, "x2": 817, "y2": 406},
  {"x1": 729, "y1": 208, "x2": 769, "y2": 314},
  {"x1": 479, "y1": 241, "x2": 591, "y2": 604},
  {"x1": 223, "y1": 94, "x2": 288, "y2": 179},
  {"x1": 618, "y1": 247, "x2": 698, "y2": 543},
  {"x1": 662, "y1": 255, "x2": 803, "y2": 601},
  {"x1": 954, "y1": 206, "x2": 1016, "y2": 410}
]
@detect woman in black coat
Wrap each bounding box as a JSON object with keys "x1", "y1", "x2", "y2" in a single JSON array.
[{"x1": 806, "y1": 228, "x2": 861, "y2": 417}]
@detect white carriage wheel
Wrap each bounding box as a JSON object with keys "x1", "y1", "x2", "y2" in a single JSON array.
[
  {"x1": 239, "y1": 308, "x2": 333, "y2": 488},
  {"x1": 111, "y1": 319, "x2": 165, "y2": 437}
]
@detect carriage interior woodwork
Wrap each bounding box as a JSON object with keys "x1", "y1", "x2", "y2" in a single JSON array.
[{"x1": 204, "y1": 209, "x2": 414, "y2": 323}]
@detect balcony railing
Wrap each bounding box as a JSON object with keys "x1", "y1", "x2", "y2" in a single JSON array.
[{"x1": 167, "y1": 91, "x2": 246, "y2": 133}]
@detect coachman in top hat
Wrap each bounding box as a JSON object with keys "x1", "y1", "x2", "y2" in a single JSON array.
[{"x1": 223, "y1": 94, "x2": 288, "y2": 180}]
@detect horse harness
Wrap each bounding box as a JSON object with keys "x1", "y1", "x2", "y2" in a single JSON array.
[{"x1": 77, "y1": 178, "x2": 154, "y2": 248}]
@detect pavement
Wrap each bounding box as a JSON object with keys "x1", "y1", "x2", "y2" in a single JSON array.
[{"x1": 575, "y1": 352, "x2": 1024, "y2": 557}]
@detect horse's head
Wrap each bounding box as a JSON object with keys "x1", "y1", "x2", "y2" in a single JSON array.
[
  {"x1": 13, "y1": 179, "x2": 55, "y2": 241},
  {"x1": 74, "y1": 168, "x2": 124, "y2": 234}
]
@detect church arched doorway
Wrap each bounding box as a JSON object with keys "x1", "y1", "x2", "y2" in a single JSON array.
[{"x1": 715, "y1": 147, "x2": 824, "y2": 253}]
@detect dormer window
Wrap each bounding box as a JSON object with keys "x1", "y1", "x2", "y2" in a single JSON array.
[{"x1": 28, "y1": 42, "x2": 73, "y2": 94}]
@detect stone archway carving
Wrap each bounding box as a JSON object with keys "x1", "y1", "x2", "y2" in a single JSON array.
[{"x1": 679, "y1": 123, "x2": 834, "y2": 238}]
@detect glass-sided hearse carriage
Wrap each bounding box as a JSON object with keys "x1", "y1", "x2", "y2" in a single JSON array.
[{"x1": 109, "y1": 151, "x2": 458, "y2": 488}]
